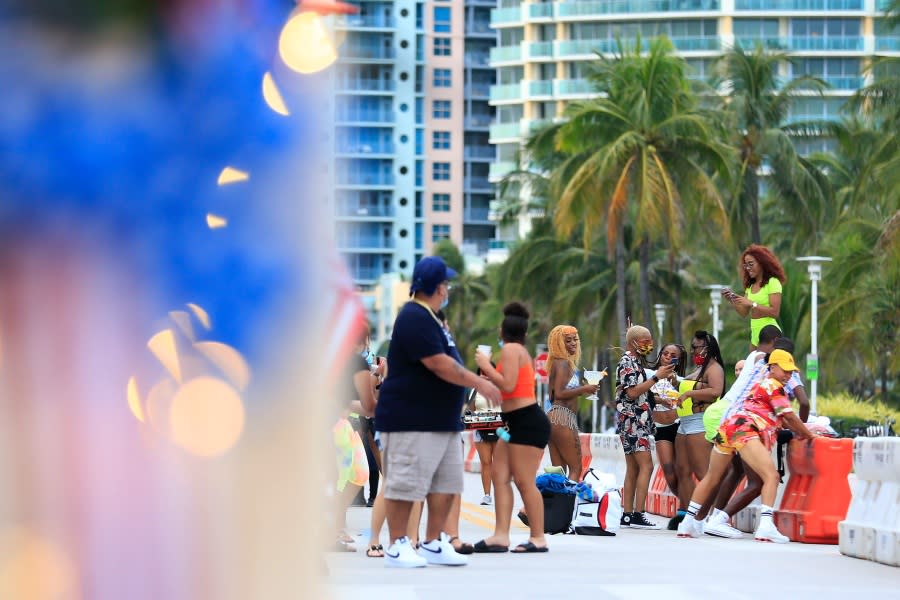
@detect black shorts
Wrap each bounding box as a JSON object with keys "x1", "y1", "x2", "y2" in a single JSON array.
[
  {"x1": 503, "y1": 403, "x2": 551, "y2": 449},
  {"x1": 654, "y1": 421, "x2": 678, "y2": 444}
]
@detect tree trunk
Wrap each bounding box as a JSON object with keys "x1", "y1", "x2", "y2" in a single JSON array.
[
  {"x1": 640, "y1": 235, "x2": 652, "y2": 334},
  {"x1": 615, "y1": 226, "x2": 627, "y2": 347},
  {"x1": 880, "y1": 355, "x2": 889, "y2": 406},
  {"x1": 746, "y1": 167, "x2": 761, "y2": 245},
  {"x1": 673, "y1": 261, "x2": 683, "y2": 344}
]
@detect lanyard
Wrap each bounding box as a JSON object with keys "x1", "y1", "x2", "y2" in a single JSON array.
[{"x1": 411, "y1": 300, "x2": 444, "y2": 328}]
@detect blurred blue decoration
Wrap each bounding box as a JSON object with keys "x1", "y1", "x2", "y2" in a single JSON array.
[{"x1": 0, "y1": 2, "x2": 314, "y2": 358}]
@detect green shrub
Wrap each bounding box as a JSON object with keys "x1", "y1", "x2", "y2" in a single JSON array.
[{"x1": 814, "y1": 393, "x2": 900, "y2": 434}]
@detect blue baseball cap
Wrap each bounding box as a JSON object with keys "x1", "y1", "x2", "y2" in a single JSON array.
[{"x1": 409, "y1": 256, "x2": 457, "y2": 296}]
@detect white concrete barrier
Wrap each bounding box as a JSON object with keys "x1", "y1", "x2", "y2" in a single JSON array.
[{"x1": 840, "y1": 437, "x2": 900, "y2": 566}]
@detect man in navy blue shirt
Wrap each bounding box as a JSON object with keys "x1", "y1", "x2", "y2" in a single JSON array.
[{"x1": 376, "y1": 256, "x2": 501, "y2": 568}]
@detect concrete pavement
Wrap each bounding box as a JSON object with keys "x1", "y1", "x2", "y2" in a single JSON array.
[{"x1": 327, "y1": 471, "x2": 899, "y2": 599}]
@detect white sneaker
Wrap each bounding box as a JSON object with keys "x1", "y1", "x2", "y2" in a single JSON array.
[
  {"x1": 384, "y1": 537, "x2": 427, "y2": 568},
  {"x1": 480, "y1": 495, "x2": 493, "y2": 506},
  {"x1": 704, "y1": 520, "x2": 744, "y2": 539},
  {"x1": 676, "y1": 516, "x2": 703, "y2": 538},
  {"x1": 418, "y1": 533, "x2": 468, "y2": 566},
  {"x1": 754, "y1": 521, "x2": 789, "y2": 544}
]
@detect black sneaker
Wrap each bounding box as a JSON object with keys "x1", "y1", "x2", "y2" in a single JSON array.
[
  {"x1": 667, "y1": 512, "x2": 686, "y2": 531},
  {"x1": 629, "y1": 512, "x2": 661, "y2": 530},
  {"x1": 620, "y1": 512, "x2": 632, "y2": 527}
]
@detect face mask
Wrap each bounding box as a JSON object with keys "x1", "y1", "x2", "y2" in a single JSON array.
[
  {"x1": 361, "y1": 349, "x2": 374, "y2": 367},
  {"x1": 498, "y1": 339, "x2": 505, "y2": 348},
  {"x1": 637, "y1": 344, "x2": 653, "y2": 356},
  {"x1": 693, "y1": 354, "x2": 705, "y2": 366},
  {"x1": 439, "y1": 297, "x2": 449, "y2": 310}
]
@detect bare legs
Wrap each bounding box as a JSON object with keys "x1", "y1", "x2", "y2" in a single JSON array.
[
  {"x1": 654, "y1": 439, "x2": 678, "y2": 496},
  {"x1": 548, "y1": 423, "x2": 582, "y2": 482},
  {"x1": 622, "y1": 451, "x2": 654, "y2": 514},
  {"x1": 474, "y1": 441, "x2": 495, "y2": 497},
  {"x1": 675, "y1": 432, "x2": 712, "y2": 508},
  {"x1": 481, "y1": 442, "x2": 547, "y2": 548}
]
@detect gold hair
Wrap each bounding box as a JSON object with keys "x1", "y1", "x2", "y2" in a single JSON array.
[
  {"x1": 625, "y1": 325, "x2": 651, "y2": 350},
  {"x1": 548, "y1": 325, "x2": 580, "y2": 370}
]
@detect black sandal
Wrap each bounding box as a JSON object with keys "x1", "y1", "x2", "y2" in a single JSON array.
[
  {"x1": 511, "y1": 541, "x2": 548, "y2": 553},
  {"x1": 448, "y1": 536, "x2": 474, "y2": 555}
]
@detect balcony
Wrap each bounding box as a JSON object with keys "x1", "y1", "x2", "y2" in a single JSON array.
[
  {"x1": 490, "y1": 6, "x2": 524, "y2": 26},
  {"x1": 527, "y1": 41, "x2": 554, "y2": 59},
  {"x1": 819, "y1": 75, "x2": 864, "y2": 89},
  {"x1": 735, "y1": 0, "x2": 862, "y2": 9},
  {"x1": 465, "y1": 176, "x2": 493, "y2": 191},
  {"x1": 876, "y1": 37, "x2": 900, "y2": 51},
  {"x1": 335, "y1": 78, "x2": 396, "y2": 93},
  {"x1": 336, "y1": 173, "x2": 396, "y2": 186},
  {"x1": 490, "y1": 82, "x2": 524, "y2": 102},
  {"x1": 466, "y1": 21, "x2": 495, "y2": 36},
  {"x1": 341, "y1": 45, "x2": 396, "y2": 61},
  {"x1": 734, "y1": 37, "x2": 786, "y2": 50},
  {"x1": 335, "y1": 141, "x2": 396, "y2": 154},
  {"x1": 557, "y1": 36, "x2": 719, "y2": 56},
  {"x1": 465, "y1": 52, "x2": 491, "y2": 67},
  {"x1": 556, "y1": 0, "x2": 720, "y2": 18},
  {"x1": 489, "y1": 161, "x2": 517, "y2": 181},
  {"x1": 339, "y1": 14, "x2": 396, "y2": 29},
  {"x1": 466, "y1": 83, "x2": 492, "y2": 98},
  {"x1": 335, "y1": 204, "x2": 396, "y2": 218},
  {"x1": 465, "y1": 145, "x2": 496, "y2": 159},
  {"x1": 529, "y1": 3, "x2": 554, "y2": 18},
  {"x1": 490, "y1": 44, "x2": 524, "y2": 64},
  {"x1": 489, "y1": 122, "x2": 523, "y2": 141},
  {"x1": 464, "y1": 207, "x2": 492, "y2": 222},
  {"x1": 465, "y1": 115, "x2": 494, "y2": 129},
  {"x1": 788, "y1": 36, "x2": 863, "y2": 52},
  {"x1": 336, "y1": 235, "x2": 396, "y2": 249},
  {"x1": 554, "y1": 78, "x2": 595, "y2": 96},
  {"x1": 335, "y1": 109, "x2": 395, "y2": 124},
  {"x1": 528, "y1": 80, "x2": 553, "y2": 98}
]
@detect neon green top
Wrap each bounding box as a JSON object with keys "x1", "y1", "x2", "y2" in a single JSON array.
[{"x1": 746, "y1": 277, "x2": 782, "y2": 345}]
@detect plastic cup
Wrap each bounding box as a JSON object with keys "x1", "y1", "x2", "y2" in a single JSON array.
[
  {"x1": 477, "y1": 344, "x2": 492, "y2": 357},
  {"x1": 583, "y1": 370, "x2": 602, "y2": 385}
]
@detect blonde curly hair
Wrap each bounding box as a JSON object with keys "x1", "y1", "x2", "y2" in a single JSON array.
[{"x1": 548, "y1": 325, "x2": 580, "y2": 370}]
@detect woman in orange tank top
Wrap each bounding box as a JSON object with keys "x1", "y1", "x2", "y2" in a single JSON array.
[{"x1": 473, "y1": 302, "x2": 551, "y2": 553}]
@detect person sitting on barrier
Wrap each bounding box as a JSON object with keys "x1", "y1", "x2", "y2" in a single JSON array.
[
  {"x1": 648, "y1": 343, "x2": 687, "y2": 529},
  {"x1": 673, "y1": 331, "x2": 725, "y2": 521},
  {"x1": 701, "y1": 333, "x2": 811, "y2": 539},
  {"x1": 474, "y1": 302, "x2": 552, "y2": 553},
  {"x1": 545, "y1": 325, "x2": 597, "y2": 482},
  {"x1": 677, "y1": 350, "x2": 815, "y2": 543},
  {"x1": 616, "y1": 325, "x2": 675, "y2": 529}
]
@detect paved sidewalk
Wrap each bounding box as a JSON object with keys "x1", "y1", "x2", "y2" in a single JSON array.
[{"x1": 327, "y1": 472, "x2": 898, "y2": 599}]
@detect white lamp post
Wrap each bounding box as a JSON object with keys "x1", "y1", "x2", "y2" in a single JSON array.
[
  {"x1": 653, "y1": 303, "x2": 668, "y2": 340},
  {"x1": 797, "y1": 256, "x2": 832, "y2": 417},
  {"x1": 703, "y1": 284, "x2": 727, "y2": 341}
]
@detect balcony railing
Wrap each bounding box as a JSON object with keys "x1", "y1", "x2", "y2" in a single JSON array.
[
  {"x1": 466, "y1": 21, "x2": 494, "y2": 35},
  {"x1": 335, "y1": 141, "x2": 396, "y2": 154},
  {"x1": 556, "y1": 0, "x2": 720, "y2": 18},
  {"x1": 465, "y1": 146, "x2": 496, "y2": 159},
  {"x1": 876, "y1": 37, "x2": 900, "y2": 51},
  {"x1": 528, "y1": 80, "x2": 553, "y2": 97},
  {"x1": 554, "y1": 78, "x2": 595, "y2": 96},
  {"x1": 490, "y1": 44, "x2": 523, "y2": 63},
  {"x1": 789, "y1": 36, "x2": 863, "y2": 51},
  {"x1": 464, "y1": 207, "x2": 492, "y2": 221},
  {"x1": 337, "y1": 235, "x2": 396, "y2": 249},
  {"x1": 528, "y1": 41, "x2": 554, "y2": 59},
  {"x1": 335, "y1": 205, "x2": 396, "y2": 218},
  {"x1": 335, "y1": 78, "x2": 395, "y2": 92},
  {"x1": 466, "y1": 176, "x2": 492, "y2": 190},
  {"x1": 466, "y1": 83, "x2": 493, "y2": 98},
  {"x1": 529, "y1": 3, "x2": 554, "y2": 18},
  {"x1": 490, "y1": 6, "x2": 524, "y2": 25},
  {"x1": 465, "y1": 53, "x2": 491, "y2": 67},
  {"x1": 340, "y1": 15, "x2": 396, "y2": 28},
  {"x1": 490, "y1": 82, "x2": 524, "y2": 101},
  {"x1": 341, "y1": 45, "x2": 396, "y2": 60},
  {"x1": 336, "y1": 173, "x2": 396, "y2": 186},
  {"x1": 465, "y1": 115, "x2": 493, "y2": 128},
  {"x1": 489, "y1": 161, "x2": 517, "y2": 180},
  {"x1": 335, "y1": 110, "x2": 395, "y2": 123},
  {"x1": 735, "y1": 0, "x2": 861, "y2": 9},
  {"x1": 557, "y1": 36, "x2": 719, "y2": 56},
  {"x1": 489, "y1": 122, "x2": 522, "y2": 140}
]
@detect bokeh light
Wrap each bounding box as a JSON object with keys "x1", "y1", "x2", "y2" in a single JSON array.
[
  {"x1": 127, "y1": 376, "x2": 145, "y2": 423},
  {"x1": 145, "y1": 378, "x2": 178, "y2": 435},
  {"x1": 278, "y1": 12, "x2": 337, "y2": 74},
  {"x1": 146, "y1": 329, "x2": 182, "y2": 383},
  {"x1": 206, "y1": 213, "x2": 228, "y2": 229},
  {"x1": 186, "y1": 303, "x2": 212, "y2": 331},
  {"x1": 194, "y1": 341, "x2": 251, "y2": 391},
  {"x1": 216, "y1": 167, "x2": 249, "y2": 186},
  {"x1": 169, "y1": 376, "x2": 245, "y2": 457},
  {"x1": 262, "y1": 72, "x2": 290, "y2": 116},
  {"x1": 0, "y1": 527, "x2": 78, "y2": 599},
  {"x1": 168, "y1": 310, "x2": 196, "y2": 341}
]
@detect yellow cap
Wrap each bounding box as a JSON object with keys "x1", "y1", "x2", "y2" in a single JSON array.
[{"x1": 768, "y1": 349, "x2": 799, "y2": 372}]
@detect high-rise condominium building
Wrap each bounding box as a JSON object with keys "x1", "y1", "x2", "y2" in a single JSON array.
[
  {"x1": 488, "y1": 0, "x2": 899, "y2": 237},
  {"x1": 327, "y1": 0, "x2": 498, "y2": 290}
]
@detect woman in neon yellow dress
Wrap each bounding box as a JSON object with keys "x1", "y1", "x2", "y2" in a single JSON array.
[{"x1": 721, "y1": 245, "x2": 786, "y2": 349}]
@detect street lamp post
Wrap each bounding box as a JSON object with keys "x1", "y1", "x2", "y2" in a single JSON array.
[
  {"x1": 653, "y1": 303, "x2": 668, "y2": 340},
  {"x1": 703, "y1": 284, "x2": 727, "y2": 341},
  {"x1": 797, "y1": 256, "x2": 832, "y2": 417}
]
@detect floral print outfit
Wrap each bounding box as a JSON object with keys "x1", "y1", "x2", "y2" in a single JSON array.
[
  {"x1": 615, "y1": 351, "x2": 655, "y2": 454},
  {"x1": 714, "y1": 377, "x2": 793, "y2": 454}
]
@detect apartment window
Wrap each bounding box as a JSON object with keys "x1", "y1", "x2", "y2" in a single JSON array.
[
  {"x1": 432, "y1": 224, "x2": 451, "y2": 242},
  {"x1": 433, "y1": 162, "x2": 451, "y2": 180},
  {"x1": 434, "y1": 68, "x2": 452, "y2": 87},
  {"x1": 432, "y1": 193, "x2": 451, "y2": 212},
  {"x1": 434, "y1": 6, "x2": 451, "y2": 33},
  {"x1": 434, "y1": 37, "x2": 451, "y2": 56},
  {"x1": 433, "y1": 131, "x2": 451, "y2": 150},
  {"x1": 432, "y1": 100, "x2": 451, "y2": 118}
]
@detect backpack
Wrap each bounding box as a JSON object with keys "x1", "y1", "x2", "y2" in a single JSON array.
[
  {"x1": 571, "y1": 468, "x2": 622, "y2": 536},
  {"x1": 541, "y1": 491, "x2": 576, "y2": 534}
]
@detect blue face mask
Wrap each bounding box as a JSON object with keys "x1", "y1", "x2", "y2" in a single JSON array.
[
  {"x1": 361, "y1": 349, "x2": 374, "y2": 367},
  {"x1": 440, "y1": 297, "x2": 449, "y2": 310}
]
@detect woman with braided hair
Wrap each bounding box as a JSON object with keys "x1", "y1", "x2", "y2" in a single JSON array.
[{"x1": 545, "y1": 325, "x2": 598, "y2": 482}]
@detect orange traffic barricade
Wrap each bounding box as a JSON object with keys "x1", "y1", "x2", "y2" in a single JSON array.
[{"x1": 775, "y1": 436, "x2": 853, "y2": 544}]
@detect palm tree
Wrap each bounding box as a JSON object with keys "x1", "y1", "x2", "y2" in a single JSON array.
[
  {"x1": 547, "y1": 36, "x2": 732, "y2": 343},
  {"x1": 712, "y1": 42, "x2": 828, "y2": 249}
]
